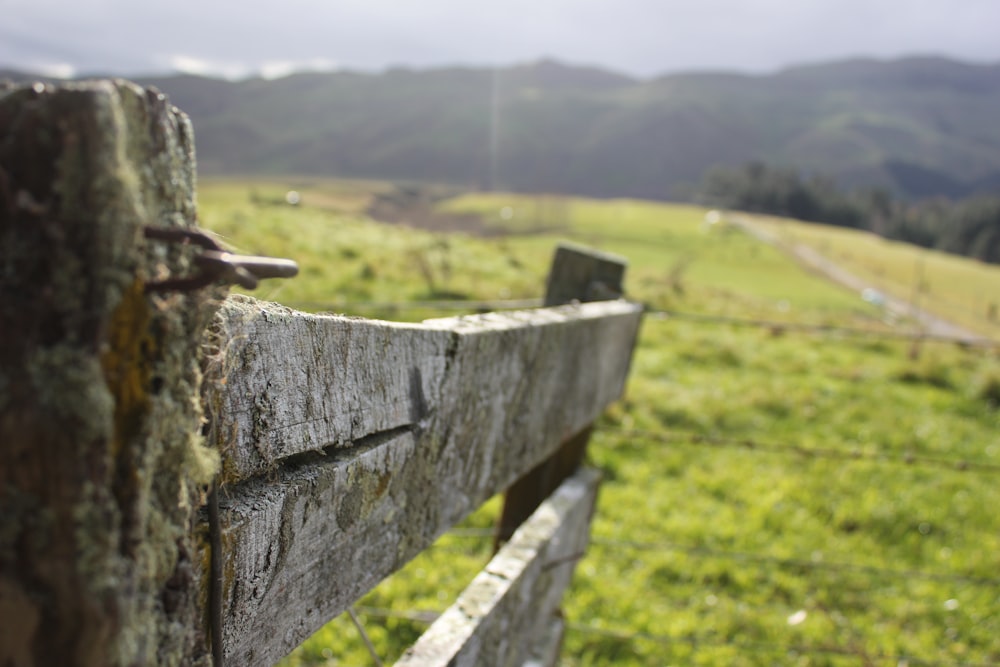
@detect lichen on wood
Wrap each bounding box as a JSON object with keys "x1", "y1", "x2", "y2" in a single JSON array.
[{"x1": 0, "y1": 79, "x2": 222, "y2": 666}]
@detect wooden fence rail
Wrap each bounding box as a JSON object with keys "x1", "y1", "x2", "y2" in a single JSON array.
[{"x1": 0, "y1": 79, "x2": 642, "y2": 666}]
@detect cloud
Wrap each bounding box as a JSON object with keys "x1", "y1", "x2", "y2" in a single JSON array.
[
  {"x1": 259, "y1": 58, "x2": 339, "y2": 80},
  {"x1": 163, "y1": 55, "x2": 252, "y2": 80},
  {"x1": 2, "y1": 0, "x2": 999, "y2": 79},
  {"x1": 157, "y1": 54, "x2": 340, "y2": 80},
  {"x1": 34, "y1": 62, "x2": 77, "y2": 79}
]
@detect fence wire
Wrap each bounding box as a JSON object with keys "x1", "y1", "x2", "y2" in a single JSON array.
[
  {"x1": 433, "y1": 529, "x2": 998, "y2": 587},
  {"x1": 276, "y1": 296, "x2": 998, "y2": 348},
  {"x1": 563, "y1": 623, "x2": 999, "y2": 667},
  {"x1": 585, "y1": 538, "x2": 1000, "y2": 587},
  {"x1": 643, "y1": 308, "x2": 998, "y2": 347},
  {"x1": 349, "y1": 606, "x2": 996, "y2": 666},
  {"x1": 282, "y1": 297, "x2": 543, "y2": 313},
  {"x1": 599, "y1": 427, "x2": 1000, "y2": 475}
]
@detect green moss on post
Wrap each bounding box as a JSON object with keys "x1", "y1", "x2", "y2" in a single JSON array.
[{"x1": 0, "y1": 80, "x2": 223, "y2": 666}]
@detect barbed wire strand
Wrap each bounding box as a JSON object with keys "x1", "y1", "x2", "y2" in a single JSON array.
[
  {"x1": 349, "y1": 606, "x2": 995, "y2": 667},
  {"x1": 584, "y1": 538, "x2": 1000, "y2": 586},
  {"x1": 283, "y1": 297, "x2": 543, "y2": 312},
  {"x1": 277, "y1": 297, "x2": 998, "y2": 347},
  {"x1": 433, "y1": 528, "x2": 999, "y2": 587},
  {"x1": 645, "y1": 308, "x2": 997, "y2": 347},
  {"x1": 347, "y1": 606, "x2": 384, "y2": 667},
  {"x1": 599, "y1": 427, "x2": 1000, "y2": 475},
  {"x1": 563, "y1": 622, "x2": 998, "y2": 667},
  {"x1": 354, "y1": 605, "x2": 441, "y2": 625}
]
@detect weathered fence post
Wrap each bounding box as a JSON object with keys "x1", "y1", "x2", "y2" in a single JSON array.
[
  {"x1": 495, "y1": 243, "x2": 628, "y2": 547},
  {"x1": 0, "y1": 80, "x2": 221, "y2": 666}
]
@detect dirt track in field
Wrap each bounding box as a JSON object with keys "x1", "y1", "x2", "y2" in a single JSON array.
[{"x1": 731, "y1": 215, "x2": 991, "y2": 344}]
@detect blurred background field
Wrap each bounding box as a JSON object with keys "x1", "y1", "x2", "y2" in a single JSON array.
[{"x1": 198, "y1": 177, "x2": 1000, "y2": 666}]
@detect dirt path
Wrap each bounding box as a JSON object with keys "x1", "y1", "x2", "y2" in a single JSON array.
[{"x1": 730, "y1": 215, "x2": 991, "y2": 344}]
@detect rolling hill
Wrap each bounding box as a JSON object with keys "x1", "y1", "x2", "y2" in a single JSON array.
[{"x1": 4, "y1": 57, "x2": 1000, "y2": 200}]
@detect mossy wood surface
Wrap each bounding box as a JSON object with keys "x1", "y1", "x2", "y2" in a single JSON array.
[
  {"x1": 0, "y1": 80, "x2": 222, "y2": 666},
  {"x1": 206, "y1": 298, "x2": 641, "y2": 665},
  {"x1": 396, "y1": 467, "x2": 601, "y2": 667}
]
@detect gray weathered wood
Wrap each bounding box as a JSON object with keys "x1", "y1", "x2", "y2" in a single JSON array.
[
  {"x1": 206, "y1": 296, "x2": 642, "y2": 485},
  {"x1": 206, "y1": 295, "x2": 449, "y2": 484},
  {"x1": 496, "y1": 243, "x2": 629, "y2": 550},
  {"x1": 0, "y1": 80, "x2": 221, "y2": 666},
  {"x1": 524, "y1": 617, "x2": 566, "y2": 667},
  {"x1": 544, "y1": 243, "x2": 627, "y2": 306},
  {"x1": 395, "y1": 467, "x2": 601, "y2": 667},
  {"x1": 209, "y1": 297, "x2": 642, "y2": 665}
]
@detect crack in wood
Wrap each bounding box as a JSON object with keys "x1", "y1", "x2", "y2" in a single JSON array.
[{"x1": 215, "y1": 423, "x2": 419, "y2": 509}]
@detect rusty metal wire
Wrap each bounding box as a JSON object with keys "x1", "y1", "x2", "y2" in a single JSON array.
[{"x1": 144, "y1": 226, "x2": 298, "y2": 292}]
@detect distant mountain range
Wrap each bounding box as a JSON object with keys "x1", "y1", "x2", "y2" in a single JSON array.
[{"x1": 4, "y1": 57, "x2": 1000, "y2": 200}]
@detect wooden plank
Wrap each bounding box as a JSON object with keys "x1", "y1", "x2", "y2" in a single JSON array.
[
  {"x1": 206, "y1": 295, "x2": 450, "y2": 483},
  {"x1": 395, "y1": 467, "x2": 601, "y2": 667},
  {"x1": 206, "y1": 296, "x2": 642, "y2": 485},
  {"x1": 426, "y1": 304, "x2": 638, "y2": 500},
  {"x1": 217, "y1": 428, "x2": 422, "y2": 665},
  {"x1": 211, "y1": 299, "x2": 642, "y2": 665},
  {"x1": 524, "y1": 616, "x2": 566, "y2": 667}
]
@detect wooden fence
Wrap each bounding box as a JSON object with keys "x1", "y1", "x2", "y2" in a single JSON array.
[{"x1": 0, "y1": 80, "x2": 643, "y2": 666}]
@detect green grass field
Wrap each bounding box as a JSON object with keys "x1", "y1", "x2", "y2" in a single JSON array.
[{"x1": 198, "y1": 178, "x2": 1000, "y2": 666}]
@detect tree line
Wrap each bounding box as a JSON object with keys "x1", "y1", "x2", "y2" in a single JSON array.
[{"x1": 696, "y1": 163, "x2": 1000, "y2": 264}]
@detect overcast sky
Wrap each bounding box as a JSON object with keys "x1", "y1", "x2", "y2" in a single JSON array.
[{"x1": 2, "y1": 0, "x2": 998, "y2": 80}]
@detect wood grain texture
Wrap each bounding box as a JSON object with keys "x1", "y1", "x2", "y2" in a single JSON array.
[
  {"x1": 206, "y1": 295, "x2": 450, "y2": 483},
  {"x1": 206, "y1": 296, "x2": 642, "y2": 485},
  {"x1": 395, "y1": 467, "x2": 601, "y2": 667},
  {"x1": 208, "y1": 297, "x2": 642, "y2": 665}
]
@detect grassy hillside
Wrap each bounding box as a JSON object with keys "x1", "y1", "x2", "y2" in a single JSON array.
[
  {"x1": 198, "y1": 178, "x2": 1000, "y2": 665},
  {"x1": 106, "y1": 56, "x2": 1000, "y2": 201},
  {"x1": 747, "y1": 214, "x2": 1000, "y2": 340}
]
